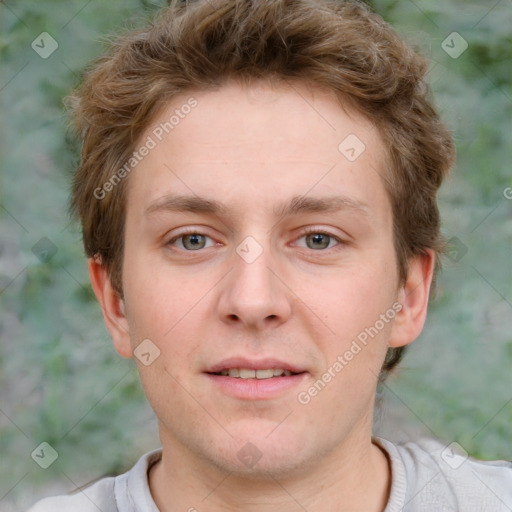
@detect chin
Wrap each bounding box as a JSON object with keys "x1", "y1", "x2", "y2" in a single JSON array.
[{"x1": 197, "y1": 423, "x2": 320, "y2": 479}]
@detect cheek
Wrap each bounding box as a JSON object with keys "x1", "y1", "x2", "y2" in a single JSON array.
[
  {"x1": 123, "y1": 252, "x2": 197, "y2": 339},
  {"x1": 305, "y1": 259, "x2": 397, "y2": 328},
  {"x1": 122, "y1": 265, "x2": 212, "y2": 399},
  {"x1": 298, "y1": 256, "x2": 398, "y2": 376}
]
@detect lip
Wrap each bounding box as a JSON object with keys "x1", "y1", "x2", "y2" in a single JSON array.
[
  {"x1": 205, "y1": 372, "x2": 308, "y2": 400},
  {"x1": 205, "y1": 357, "x2": 306, "y2": 374},
  {"x1": 204, "y1": 357, "x2": 309, "y2": 401}
]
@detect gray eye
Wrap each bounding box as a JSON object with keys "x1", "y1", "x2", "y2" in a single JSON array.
[
  {"x1": 305, "y1": 233, "x2": 331, "y2": 250},
  {"x1": 182, "y1": 234, "x2": 207, "y2": 250}
]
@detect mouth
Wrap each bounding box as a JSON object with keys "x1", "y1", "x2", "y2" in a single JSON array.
[
  {"x1": 208, "y1": 368, "x2": 303, "y2": 379},
  {"x1": 204, "y1": 358, "x2": 308, "y2": 400}
]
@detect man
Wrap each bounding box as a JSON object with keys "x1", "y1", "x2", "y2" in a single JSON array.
[{"x1": 28, "y1": 0, "x2": 512, "y2": 510}]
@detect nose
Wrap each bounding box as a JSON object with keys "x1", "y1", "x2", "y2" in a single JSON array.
[{"x1": 216, "y1": 237, "x2": 292, "y2": 331}]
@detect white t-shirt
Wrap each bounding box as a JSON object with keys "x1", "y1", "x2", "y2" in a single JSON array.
[{"x1": 27, "y1": 437, "x2": 512, "y2": 511}]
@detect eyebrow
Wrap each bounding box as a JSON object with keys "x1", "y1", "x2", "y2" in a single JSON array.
[{"x1": 145, "y1": 194, "x2": 370, "y2": 218}]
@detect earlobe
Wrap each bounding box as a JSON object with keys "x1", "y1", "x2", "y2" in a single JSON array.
[
  {"x1": 88, "y1": 258, "x2": 133, "y2": 358},
  {"x1": 388, "y1": 249, "x2": 436, "y2": 349}
]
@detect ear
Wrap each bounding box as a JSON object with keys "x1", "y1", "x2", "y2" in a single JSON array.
[
  {"x1": 88, "y1": 257, "x2": 133, "y2": 358},
  {"x1": 388, "y1": 249, "x2": 436, "y2": 348}
]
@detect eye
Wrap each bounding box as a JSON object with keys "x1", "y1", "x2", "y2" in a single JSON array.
[
  {"x1": 167, "y1": 231, "x2": 216, "y2": 251},
  {"x1": 295, "y1": 229, "x2": 343, "y2": 251},
  {"x1": 166, "y1": 228, "x2": 344, "y2": 252}
]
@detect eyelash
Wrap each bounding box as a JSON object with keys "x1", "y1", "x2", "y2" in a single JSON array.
[{"x1": 166, "y1": 227, "x2": 345, "y2": 253}]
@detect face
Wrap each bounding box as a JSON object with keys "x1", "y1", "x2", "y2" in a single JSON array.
[{"x1": 93, "y1": 79, "x2": 432, "y2": 478}]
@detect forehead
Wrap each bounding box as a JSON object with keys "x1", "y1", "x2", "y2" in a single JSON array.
[{"x1": 127, "y1": 79, "x2": 390, "y2": 225}]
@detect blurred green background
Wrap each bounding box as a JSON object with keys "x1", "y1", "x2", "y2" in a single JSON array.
[{"x1": 0, "y1": 0, "x2": 510, "y2": 510}]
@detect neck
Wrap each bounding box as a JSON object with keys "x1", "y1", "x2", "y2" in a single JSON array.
[{"x1": 149, "y1": 424, "x2": 391, "y2": 512}]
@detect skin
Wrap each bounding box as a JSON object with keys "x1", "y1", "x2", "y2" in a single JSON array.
[{"x1": 90, "y1": 79, "x2": 434, "y2": 512}]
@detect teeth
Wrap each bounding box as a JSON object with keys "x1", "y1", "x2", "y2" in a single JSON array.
[
  {"x1": 239, "y1": 369, "x2": 255, "y2": 379},
  {"x1": 217, "y1": 368, "x2": 295, "y2": 379},
  {"x1": 255, "y1": 369, "x2": 274, "y2": 379}
]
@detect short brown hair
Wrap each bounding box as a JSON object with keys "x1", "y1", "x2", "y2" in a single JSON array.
[{"x1": 67, "y1": 0, "x2": 455, "y2": 379}]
